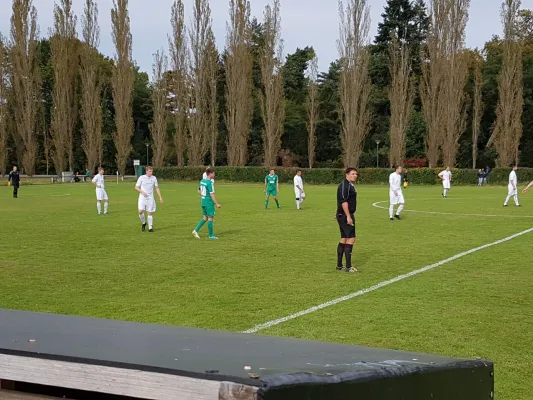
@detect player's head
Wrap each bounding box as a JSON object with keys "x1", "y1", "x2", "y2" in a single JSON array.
[
  {"x1": 513, "y1": 165, "x2": 518, "y2": 171},
  {"x1": 446, "y1": 166, "x2": 450, "y2": 171},
  {"x1": 12, "y1": 166, "x2": 17, "y2": 172},
  {"x1": 205, "y1": 167, "x2": 214, "y2": 179},
  {"x1": 146, "y1": 166, "x2": 153, "y2": 177},
  {"x1": 345, "y1": 167, "x2": 358, "y2": 183},
  {"x1": 296, "y1": 169, "x2": 302, "y2": 176},
  {"x1": 394, "y1": 165, "x2": 402, "y2": 173},
  {"x1": 269, "y1": 169, "x2": 275, "y2": 175},
  {"x1": 98, "y1": 167, "x2": 104, "y2": 175}
]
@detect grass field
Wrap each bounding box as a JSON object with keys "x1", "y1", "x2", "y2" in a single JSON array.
[{"x1": 1, "y1": 180, "x2": 532, "y2": 399}]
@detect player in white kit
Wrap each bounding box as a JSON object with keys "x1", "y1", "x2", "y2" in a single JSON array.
[
  {"x1": 135, "y1": 167, "x2": 164, "y2": 232},
  {"x1": 438, "y1": 167, "x2": 452, "y2": 198},
  {"x1": 504, "y1": 166, "x2": 520, "y2": 207},
  {"x1": 293, "y1": 170, "x2": 305, "y2": 210},
  {"x1": 92, "y1": 167, "x2": 109, "y2": 215},
  {"x1": 201, "y1": 166, "x2": 215, "y2": 193},
  {"x1": 389, "y1": 165, "x2": 405, "y2": 220}
]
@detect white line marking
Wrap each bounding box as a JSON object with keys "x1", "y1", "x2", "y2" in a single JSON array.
[
  {"x1": 51, "y1": 194, "x2": 71, "y2": 197},
  {"x1": 243, "y1": 227, "x2": 533, "y2": 334},
  {"x1": 372, "y1": 200, "x2": 533, "y2": 218}
]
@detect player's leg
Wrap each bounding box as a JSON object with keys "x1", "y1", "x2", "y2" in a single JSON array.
[
  {"x1": 207, "y1": 205, "x2": 217, "y2": 239},
  {"x1": 274, "y1": 194, "x2": 280, "y2": 208},
  {"x1": 138, "y1": 195, "x2": 147, "y2": 230},
  {"x1": 389, "y1": 194, "x2": 396, "y2": 220},
  {"x1": 193, "y1": 208, "x2": 208, "y2": 238},
  {"x1": 504, "y1": 188, "x2": 512, "y2": 206},
  {"x1": 103, "y1": 191, "x2": 109, "y2": 214},
  {"x1": 147, "y1": 212, "x2": 154, "y2": 232},
  {"x1": 514, "y1": 193, "x2": 520, "y2": 206},
  {"x1": 443, "y1": 185, "x2": 448, "y2": 198},
  {"x1": 336, "y1": 215, "x2": 347, "y2": 270},
  {"x1": 13, "y1": 184, "x2": 18, "y2": 198},
  {"x1": 395, "y1": 195, "x2": 405, "y2": 219},
  {"x1": 343, "y1": 218, "x2": 357, "y2": 272},
  {"x1": 96, "y1": 200, "x2": 102, "y2": 214},
  {"x1": 265, "y1": 193, "x2": 270, "y2": 209}
]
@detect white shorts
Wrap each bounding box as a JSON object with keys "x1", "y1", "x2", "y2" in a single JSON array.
[
  {"x1": 443, "y1": 182, "x2": 451, "y2": 189},
  {"x1": 138, "y1": 195, "x2": 156, "y2": 213},
  {"x1": 508, "y1": 184, "x2": 517, "y2": 196},
  {"x1": 390, "y1": 191, "x2": 405, "y2": 205},
  {"x1": 96, "y1": 188, "x2": 108, "y2": 201},
  {"x1": 295, "y1": 190, "x2": 305, "y2": 199}
]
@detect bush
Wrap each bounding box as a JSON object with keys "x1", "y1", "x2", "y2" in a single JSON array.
[{"x1": 153, "y1": 166, "x2": 533, "y2": 186}]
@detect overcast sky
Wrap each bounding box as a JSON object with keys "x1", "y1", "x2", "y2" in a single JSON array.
[{"x1": 0, "y1": 0, "x2": 505, "y2": 79}]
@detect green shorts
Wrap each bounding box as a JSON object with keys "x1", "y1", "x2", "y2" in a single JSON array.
[
  {"x1": 202, "y1": 205, "x2": 215, "y2": 217},
  {"x1": 266, "y1": 188, "x2": 277, "y2": 197}
]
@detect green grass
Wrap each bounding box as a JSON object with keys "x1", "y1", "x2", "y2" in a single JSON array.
[{"x1": 1, "y1": 181, "x2": 532, "y2": 399}]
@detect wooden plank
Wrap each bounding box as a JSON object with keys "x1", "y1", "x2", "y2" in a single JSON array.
[
  {"x1": 0, "y1": 354, "x2": 220, "y2": 400},
  {"x1": 0, "y1": 391, "x2": 58, "y2": 399},
  {"x1": 219, "y1": 382, "x2": 259, "y2": 400}
]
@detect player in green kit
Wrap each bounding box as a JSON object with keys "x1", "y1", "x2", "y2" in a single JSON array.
[
  {"x1": 192, "y1": 168, "x2": 222, "y2": 240},
  {"x1": 264, "y1": 169, "x2": 280, "y2": 209}
]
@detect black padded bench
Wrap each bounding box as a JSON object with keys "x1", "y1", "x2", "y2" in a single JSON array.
[{"x1": 0, "y1": 309, "x2": 494, "y2": 399}]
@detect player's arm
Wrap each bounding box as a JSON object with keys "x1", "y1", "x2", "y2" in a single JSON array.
[
  {"x1": 210, "y1": 192, "x2": 221, "y2": 208},
  {"x1": 276, "y1": 177, "x2": 279, "y2": 193},
  {"x1": 135, "y1": 180, "x2": 147, "y2": 196},
  {"x1": 91, "y1": 177, "x2": 99, "y2": 188},
  {"x1": 340, "y1": 184, "x2": 353, "y2": 225},
  {"x1": 521, "y1": 179, "x2": 533, "y2": 194},
  {"x1": 264, "y1": 178, "x2": 267, "y2": 193},
  {"x1": 155, "y1": 186, "x2": 163, "y2": 203},
  {"x1": 389, "y1": 175, "x2": 398, "y2": 196}
]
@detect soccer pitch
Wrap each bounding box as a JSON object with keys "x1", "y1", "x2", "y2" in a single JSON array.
[{"x1": 1, "y1": 181, "x2": 532, "y2": 399}]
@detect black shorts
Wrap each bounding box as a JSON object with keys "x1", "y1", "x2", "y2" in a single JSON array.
[{"x1": 336, "y1": 213, "x2": 356, "y2": 238}]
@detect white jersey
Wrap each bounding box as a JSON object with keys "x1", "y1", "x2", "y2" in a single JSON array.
[
  {"x1": 202, "y1": 171, "x2": 215, "y2": 192},
  {"x1": 509, "y1": 171, "x2": 517, "y2": 187},
  {"x1": 136, "y1": 174, "x2": 159, "y2": 197},
  {"x1": 389, "y1": 172, "x2": 404, "y2": 205},
  {"x1": 439, "y1": 170, "x2": 452, "y2": 188},
  {"x1": 92, "y1": 173, "x2": 105, "y2": 189},
  {"x1": 389, "y1": 172, "x2": 402, "y2": 193},
  {"x1": 294, "y1": 175, "x2": 303, "y2": 191}
]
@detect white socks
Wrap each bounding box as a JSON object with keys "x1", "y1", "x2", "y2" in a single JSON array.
[
  {"x1": 443, "y1": 189, "x2": 448, "y2": 197},
  {"x1": 389, "y1": 205, "x2": 394, "y2": 218},
  {"x1": 97, "y1": 202, "x2": 101, "y2": 214},
  {"x1": 104, "y1": 202, "x2": 109, "y2": 214},
  {"x1": 139, "y1": 213, "x2": 146, "y2": 224},
  {"x1": 296, "y1": 200, "x2": 300, "y2": 209},
  {"x1": 397, "y1": 204, "x2": 404, "y2": 215},
  {"x1": 148, "y1": 215, "x2": 153, "y2": 229}
]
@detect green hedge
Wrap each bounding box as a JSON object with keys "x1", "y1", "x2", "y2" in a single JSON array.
[{"x1": 153, "y1": 166, "x2": 533, "y2": 186}]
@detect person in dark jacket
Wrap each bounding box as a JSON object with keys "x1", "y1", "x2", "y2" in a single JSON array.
[{"x1": 8, "y1": 166, "x2": 20, "y2": 198}]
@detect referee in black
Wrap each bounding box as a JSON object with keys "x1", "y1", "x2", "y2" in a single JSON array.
[
  {"x1": 335, "y1": 167, "x2": 358, "y2": 272},
  {"x1": 8, "y1": 166, "x2": 20, "y2": 198}
]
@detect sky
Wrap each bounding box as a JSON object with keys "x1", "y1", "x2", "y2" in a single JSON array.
[{"x1": 0, "y1": 0, "x2": 508, "y2": 79}]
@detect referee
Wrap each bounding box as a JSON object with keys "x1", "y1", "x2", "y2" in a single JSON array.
[
  {"x1": 8, "y1": 166, "x2": 20, "y2": 199},
  {"x1": 335, "y1": 167, "x2": 358, "y2": 273}
]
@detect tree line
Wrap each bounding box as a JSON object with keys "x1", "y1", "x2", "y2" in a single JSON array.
[{"x1": 0, "y1": 0, "x2": 532, "y2": 176}]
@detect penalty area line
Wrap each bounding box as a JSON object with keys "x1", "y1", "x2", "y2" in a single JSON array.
[{"x1": 243, "y1": 227, "x2": 533, "y2": 334}]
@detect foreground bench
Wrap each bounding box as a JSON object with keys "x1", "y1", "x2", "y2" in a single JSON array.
[{"x1": 0, "y1": 309, "x2": 494, "y2": 399}]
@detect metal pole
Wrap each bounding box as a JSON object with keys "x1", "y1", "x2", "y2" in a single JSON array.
[
  {"x1": 376, "y1": 143, "x2": 379, "y2": 168},
  {"x1": 146, "y1": 144, "x2": 149, "y2": 165}
]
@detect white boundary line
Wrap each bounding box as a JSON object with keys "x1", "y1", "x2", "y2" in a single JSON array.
[
  {"x1": 243, "y1": 227, "x2": 533, "y2": 334},
  {"x1": 372, "y1": 200, "x2": 533, "y2": 219}
]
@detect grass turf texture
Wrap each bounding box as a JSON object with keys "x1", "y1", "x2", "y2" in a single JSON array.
[{"x1": 1, "y1": 182, "x2": 532, "y2": 399}]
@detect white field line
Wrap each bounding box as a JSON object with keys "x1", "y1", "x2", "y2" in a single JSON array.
[
  {"x1": 372, "y1": 200, "x2": 533, "y2": 219},
  {"x1": 243, "y1": 227, "x2": 533, "y2": 334}
]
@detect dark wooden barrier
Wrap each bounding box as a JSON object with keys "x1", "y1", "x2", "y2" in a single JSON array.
[{"x1": 0, "y1": 309, "x2": 494, "y2": 400}]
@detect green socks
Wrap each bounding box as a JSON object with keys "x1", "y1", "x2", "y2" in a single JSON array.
[
  {"x1": 275, "y1": 199, "x2": 280, "y2": 208},
  {"x1": 265, "y1": 200, "x2": 269, "y2": 209},
  {"x1": 208, "y1": 220, "x2": 214, "y2": 236},
  {"x1": 195, "y1": 219, "x2": 206, "y2": 232}
]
